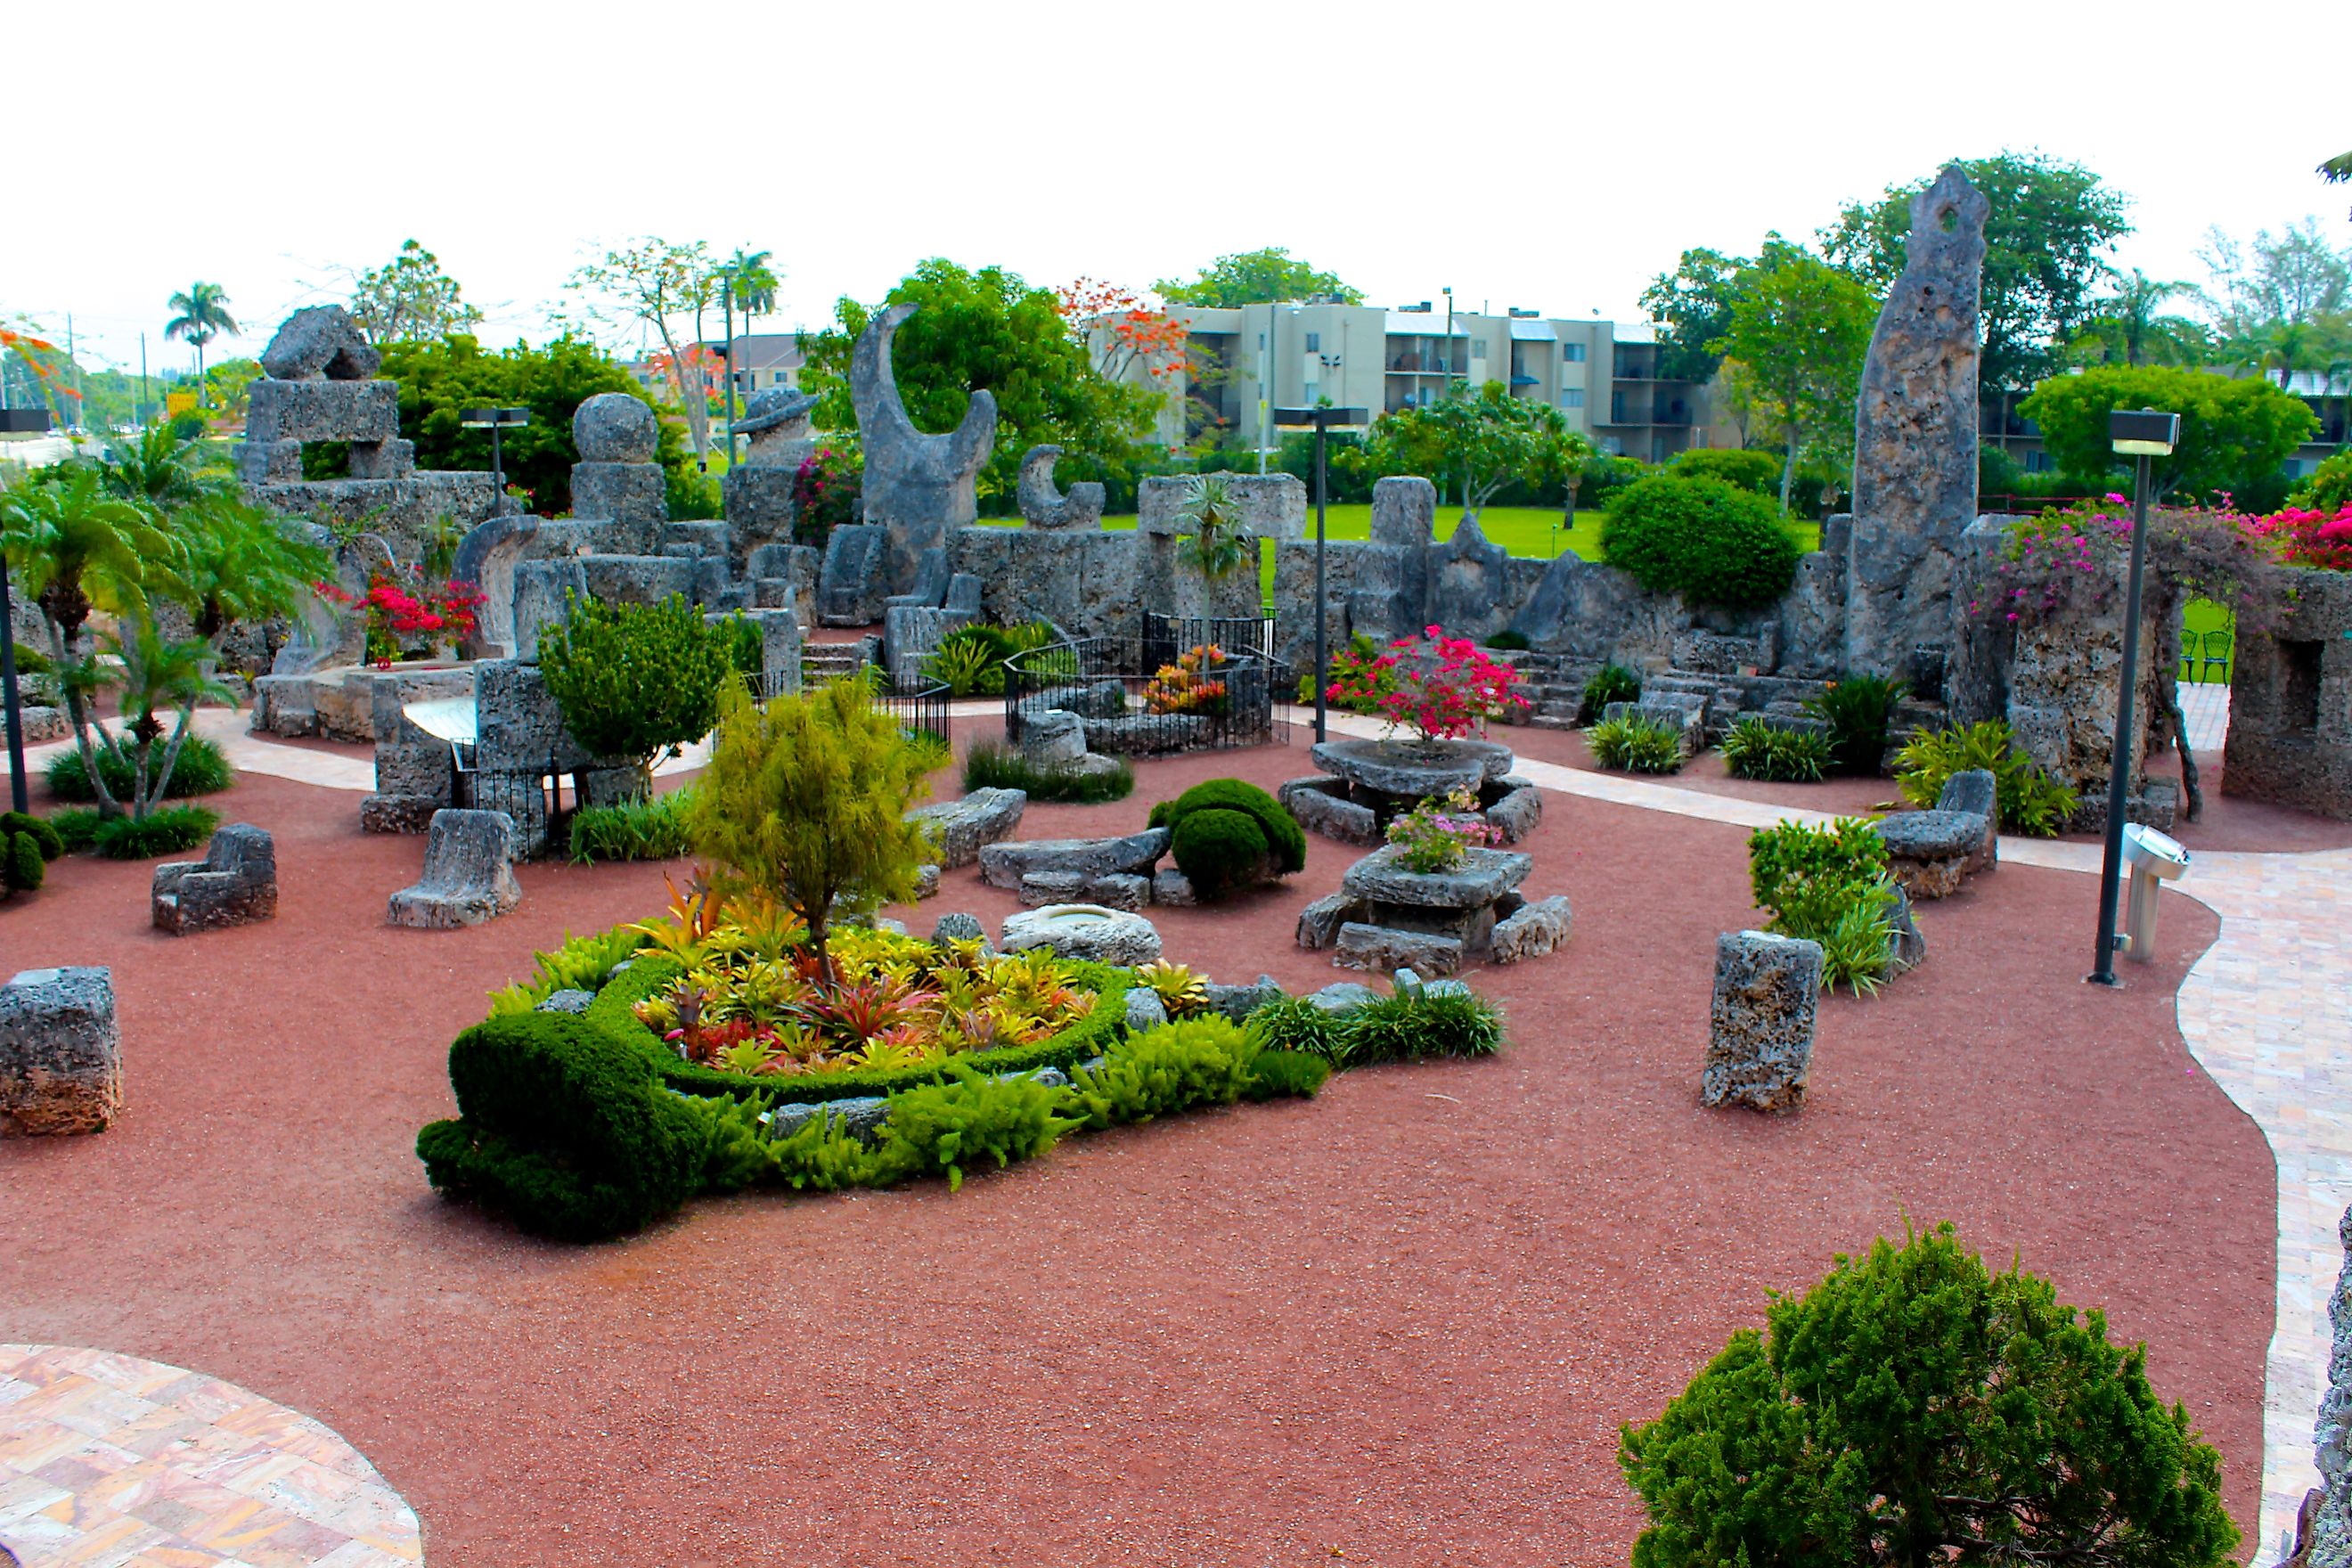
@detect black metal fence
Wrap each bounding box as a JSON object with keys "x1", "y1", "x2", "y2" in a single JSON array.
[
  {"x1": 1004, "y1": 635, "x2": 1294, "y2": 755},
  {"x1": 1141, "y1": 611, "x2": 1282, "y2": 668},
  {"x1": 758, "y1": 665, "x2": 951, "y2": 748}
]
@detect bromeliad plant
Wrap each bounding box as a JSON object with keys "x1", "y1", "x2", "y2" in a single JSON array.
[
  {"x1": 1333, "y1": 626, "x2": 1530, "y2": 743},
  {"x1": 631, "y1": 918, "x2": 1101, "y2": 1078},
  {"x1": 1141, "y1": 644, "x2": 1229, "y2": 715},
  {"x1": 1384, "y1": 786, "x2": 1501, "y2": 873}
]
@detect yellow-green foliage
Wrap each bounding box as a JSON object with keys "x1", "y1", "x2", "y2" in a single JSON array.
[{"x1": 688, "y1": 679, "x2": 937, "y2": 976}]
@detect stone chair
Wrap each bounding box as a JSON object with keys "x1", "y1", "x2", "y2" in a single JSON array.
[
  {"x1": 151, "y1": 824, "x2": 278, "y2": 935},
  {"x1": 388, "y1": 809, "x2": 520, "y2": 929},
  {"x1": 1935, "y1": 768, "x2": 2000, "y2": 873}
]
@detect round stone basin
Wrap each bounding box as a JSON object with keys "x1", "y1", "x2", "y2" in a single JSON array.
[
  {"x1": 1339, "y1": 844, "x2": 1532, "y2": 911},
  {"x1": 999, "y1": 903, "x2": 1162, "y2": 965},
  {"x1": 1311, "y1": 736, "x2": 1515, "y2": 803}
]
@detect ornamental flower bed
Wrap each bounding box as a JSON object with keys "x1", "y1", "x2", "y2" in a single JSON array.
[
  {"x1": 1141, "y1": 644, "x2": 1230, "y2": 715},
  {"x1": 1329, "y1": 626, "x2": 1530, "y2": 742},
  {"x1": 1384, "y1": 786, "x2": 1503, "y2": 873}
]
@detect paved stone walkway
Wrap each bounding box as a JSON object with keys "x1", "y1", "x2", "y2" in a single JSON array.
[
  {"x1": 1333, "y1": 707, "x2": 2337, "y2": 1567},
  {"x1": 0, "y1": 1344, "x2": 422, "y2": 1566}
]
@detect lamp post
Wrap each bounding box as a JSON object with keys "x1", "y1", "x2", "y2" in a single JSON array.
[
  {"x1": 2088, "y1": 406, "x2": 2180, "y2": 988},
  {"x1": 1273, "y1": 404, "x2": 1368, "y2": 744},
  {"x1": 461, "y1": 407, "x2": 531, "y2": 516}
]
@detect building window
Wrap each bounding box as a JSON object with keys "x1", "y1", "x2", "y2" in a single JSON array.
[
  {"x1": 1564, "y1": 343, "x2": 1587, "y2": 363},
  {"x1": 1471, "y1": 340, "x2": 1486, "y2": 360},
  {"x1": 1305, "y1": 332, "x2": 1321, "y2": 353},
  {"x1": 1562, "y1": 388, "x2": 1585, "y2": 408},
  {"x1": 1303, "y1": 380, "x2": 1320, "y2": 405}
]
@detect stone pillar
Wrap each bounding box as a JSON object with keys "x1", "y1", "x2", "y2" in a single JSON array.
[{"x1": 1702, "y1": 931, "x2": 1820, "y2": 1113}]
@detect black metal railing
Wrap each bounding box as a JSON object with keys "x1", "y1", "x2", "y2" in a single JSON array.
[
  {"x1": 1004, "y1": 635, "x2": 1294, "y2": 755},
  {"x1": 1141, "y1": 611, "x2": 1280, "y2": 669},
  {"x1": 760, "y1": 665, "x2": 950, "y2": 748}
]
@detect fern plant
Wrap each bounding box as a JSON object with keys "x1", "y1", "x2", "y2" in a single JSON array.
[{"x1": 1895, "y1": 720, "x2": 2078, "y2": 837}]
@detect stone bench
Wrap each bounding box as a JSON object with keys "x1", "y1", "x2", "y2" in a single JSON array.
[
  {"x1": 1, "y1": 967, "x2": 120, "y2": 1136},
  {"x1": 388, "y1": 809, "x2": 520, "y2": 929},
  {"x1": 1875, "y1": 809, "x2": 1992, "y2": 900},
  {"x1": 152, "y1": 824, "x2": 277, "y2": 935}
]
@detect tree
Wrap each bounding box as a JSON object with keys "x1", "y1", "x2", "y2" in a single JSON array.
[
  {"x1": 349, "y1": 240, "x2": 483, "y2": 344},
  {"x1": 2324, "y1": 150, "x2": 2352, "y2": 220},
  {"x1": 539, "y1": 592, "x2": 739, "y2": 796},
  {"x1": 1154, "y1": 247, "x2": 1363, "y2": 307},
  {"x1": 164, "y1": 282, "x2": 238, "y2": 403},
  {"x1": 1641, "y1": 245, "x2": 1787, "y2": 383},
  {"x1": 716, "y1": 247, "x2": 778, "y2": 456},
  {"x1": 2201, "y1": 217, "x2": 2352, "y2": 335},
  {"x1": 1618, "y1": 1223, "x2": 2237, "y2": 1568},
  {"x1": 567, "y1": 238, "x2": 720, "y2": 460},
  {"x1": 1711, "y1": 249, "x2": 1876, "y2": 509},
  {"x1": 1362, "y1": 380, "x2": 1592, "y2": 520},
  {"x1": 2070, "y1": 270, "x2": 2208, "y2": 367},
  {"x1": 1058, "y1": 278, "x2": 1188, "y2": 385},
  {"x1": 2019, "y1": 364, "x2": 2318, "y2": 504},
  {"x1": 796, "y1": 259, "x2": 1156, "y2": 509},
  {"x1": 372, "y1": 334, "x2": 693, "y2": 514},
  {"x1": 687, "y1": 677, "x2": 935, "y2": 985},
  {"x1": 1821, "y1": 152, "x2": 2132, "y2": 408}
]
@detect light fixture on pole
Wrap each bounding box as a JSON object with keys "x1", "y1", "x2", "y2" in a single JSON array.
[
  {"x1": 2088, "y1": 405, "x2": 2179, "y2": 988},
  {"x1": 461, "y1": 407, "x2": 530, "y2": 515},
  {"x1": 1273, "y1": 404, "x2": 1369, "y2": 744}
]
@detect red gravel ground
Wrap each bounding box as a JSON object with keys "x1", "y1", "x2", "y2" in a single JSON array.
[{"x1": 0, "y1": 731, "x2": 2274, "y2": 1567}]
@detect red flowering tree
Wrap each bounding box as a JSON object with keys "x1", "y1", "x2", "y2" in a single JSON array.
[
  {"x1": 1330, "y1": 626, "x2": 1530, "y2": 743},
  {"x1": 1057, "y1": 278, "x2": 1189, "y2": 384}
]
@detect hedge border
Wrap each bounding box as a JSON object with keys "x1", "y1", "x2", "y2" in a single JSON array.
[{"x1": 583, "y1": 951, "x2": 1134, "y2": 1107}]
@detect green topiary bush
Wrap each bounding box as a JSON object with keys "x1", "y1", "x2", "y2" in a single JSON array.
[
  {"x1": 418, "y1": 1012, "x2": 702, "y2": 1242},
  {"x1": 45, "y1": 736, "x2": 233, "y2": 802},
  {"x1": 1618, "y1": 1222, "x2": 2239, "y2": 1568},
  {"x1": 1599, "y1": 473, "x2": 1801, "y2": 608},
  {"x1": 0, "y1": 811, "x2": 65, "y2": 862},
  {"x1": 1242, "y1": 1048, "x2": 1332, "y2": 1100},
  {"x1": 1149, "y1": 779, "x2": 1306, "y2": 899},
  {"x1": 1668, "y1": 445, "x2": 1782, "y2": 494},
  {"x1": 92, "y1": 805, "x2": 217, "y2": 860},
  {"x1": 4, "y1": 831, "x2": 42, "y2": 894}
]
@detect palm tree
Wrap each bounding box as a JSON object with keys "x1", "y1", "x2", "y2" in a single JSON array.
[
  {"x1": 164, "y1": 282, "x2": 237, "y2": 404},
  {"x1": 2323, "y1": 151, "x2": 2352, "y2": 220},
  {"x1": 2230, "y1": 319, "x2": 2323, "y2": 395},
  {"x1": 2082, "y1": 270, "x2": 2201, "y2": 366},
  {"x1": 717, "y1": 248, "x2": 778, "y2": 455}
]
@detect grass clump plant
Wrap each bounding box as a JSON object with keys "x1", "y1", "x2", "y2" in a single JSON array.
[
  {"x1": 961, "y1": 739, "x2": 1134, "y2": 804},
  {"x1": 1588, "y1": 713, "x2": 1686, "y2": 773},
  {"x1": 568, "y1": 789, "x2": 696, "y2": 863},
  {"x1": 1719, "y1": 717, "x2": 1832, "y2": 782},
  {"x1": 1580, "y1": 663, "x2": 1641, "y2": 719},
  {"x1": 1802, "y1": 672, "x2": 1907, "y2": 775},
  {"x1": 45, "y1": 734, "x2": 232, "y2": 801},
  {"x1": 91, "y1": 804, "x2": 216, "y2": 859}
]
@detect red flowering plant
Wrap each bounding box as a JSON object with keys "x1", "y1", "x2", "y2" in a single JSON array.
[
  {"x1": 360, "y1": 572, "x2": 486, "y2": 667},
  {"x1": 791, "y1": 445, "x2": 862, "y2": 541},
  {"x1": 1335, "y1": 626, "x2": 1530, "y2": 743},
  {"x1": 1971, "y1": 495, "x2": 2276, "y2": 637},
  {"x1": 2242, "y1": 500, "x2": 2352, "y2": 572}
]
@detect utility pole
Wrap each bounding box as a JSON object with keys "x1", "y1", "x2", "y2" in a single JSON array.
[{"x1": 140, "y1": 333, "x2": 150, "y2": 423}]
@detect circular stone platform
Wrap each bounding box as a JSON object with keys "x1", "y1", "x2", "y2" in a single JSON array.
[
  {"x1": 1310, "y1": 736, "x2": 1515, "y2": 801},
  {"x1": 0, "y1": 1343, "x2": 423, "y2": 1566}
]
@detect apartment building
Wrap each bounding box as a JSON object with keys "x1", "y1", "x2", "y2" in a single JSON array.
[
  {"x1": 624, "y1": 332, "x2": 805, "y2": 402},
  {"x1": 1116, "y1": 301, "x2": 1716, "y2": 463},
  {"x1": 1989, "y1": 368, "x2": 2349, "y2": 483}
]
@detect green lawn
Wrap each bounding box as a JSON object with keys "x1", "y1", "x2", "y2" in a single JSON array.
[{"x1": 2181, "y1": 596, "x2": 2234, "y2": 686}]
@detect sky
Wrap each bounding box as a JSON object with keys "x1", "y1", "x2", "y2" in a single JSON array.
[{"x1": 11, "y1": 0, "x2": 2348, "y2": 378}]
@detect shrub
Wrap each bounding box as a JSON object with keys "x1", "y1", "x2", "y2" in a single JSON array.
[
  {"x1": 486, "y1": 927, "x2": 648, "y2": 1015},
  {"x1": 417, "y1": 1012, "x2": 701, "y2": 1242},
  {"x1": 2290, "y1": 449, "x2": 2352, "y2": 514},
  {"x1": 1618, "y1": 1223, "x2": 2239, "y2": 1568},
  {"x1": 1814, "y1": 897, "x2": 1898, "y2": 998},
  {"x1": 870, "y1": 1062, "x2": 1073, "y2": 1191},
  {"x1": 1895, "y1": 720, "x2": 2077, "y2": 837},
  {"x1": 93, "y1": 805, "x2": 216, "y2": 859},
  {"x1": 1335, "y1": 627, "x2": 1530, "y2": 741},
  {"x1": 961, "y1": 739, "x2": 1135, "y2": 803},
  {"x1": 1588, "y1": 714, "x2": 1686, "y2": 773},
  {"x1": 1581, "y1": 663, "x2": 1641, "y2": 718},
  {"x1": 540, "y1": 591, "x2": 740, "y2": 790},
  {"x1": 1065, "y1": 1017, "x2": 1257, "y2": 1130},
  {"x1": 1482, "y1": 628, "x2": 1531, "y2": 650},
  {"x1": 1599, "y1": 473, "x2": 1801, "y2": 608},
  {"x1": 4, "y1": 831, "x2": 42, "y2": 894},
  {"x1": 1803, "y1": 673, "x2": 1907, "y2": 775},
  {"x1": 1242, "y1": 1049, "x2": 1331, "y2": 1100},
  {"x1": 45, "y1": 735, "x2": 233, "y2": 802},
  {"x1": 925, "y1": 627, "x2": 1010, "y2": 696},
  {"x1": 1303, "y1": 633, "x2": 1400, "y2": 712},
  {"x1": 1337, "y1": 990, "x2": 1507, "y2": 1067},
  {"x1": 48, "y1": 808, "x2": 100, "y2": 853},
  {"x1": 1668, "y1": 445, "x2": 1781, "y2": 494},
  {"x1": 1747, "y1": 817, "x2": 1896, "y2": 995},
  {"x1": 568, "y1": 790, "x2": 695, "y2": 863},
  {"x1": 1719, "y1": 718, "x2": 1831, "y2": 783},
  {"x1": 1149, "y1": 779, "x2": 1305, "y2": 898}
]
